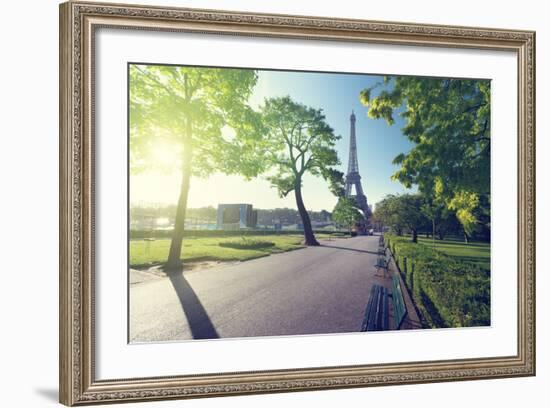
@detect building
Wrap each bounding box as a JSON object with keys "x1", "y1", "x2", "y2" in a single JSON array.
[{"x1": 216, "y1": 204, "x2": 258, "y2": 230}]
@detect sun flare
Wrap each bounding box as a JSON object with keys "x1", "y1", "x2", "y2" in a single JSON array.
[{"x1": 150, "y1": 142, "x2": 180, "y2": 167}]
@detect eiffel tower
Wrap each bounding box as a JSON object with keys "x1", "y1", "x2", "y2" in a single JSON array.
[{"x1": 345, "y1": 110, "x2": 370, "y2": 218}]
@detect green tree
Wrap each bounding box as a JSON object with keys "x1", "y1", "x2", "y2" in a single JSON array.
[
  {"x1": 447, "y1": 190, "x2": 479, "y2": 243},
  {"x1": 395, "y1": 194, "x2": 427, "y2": 243},
  {"x1": 332, "y1": 197, "x2": 363, "y2": 235},
  {"x1": 130, "y1": 65, "x2": 259, "y2": 269},
  {"x1": 435, "y1": 208, "x2": 460, "y2": 240},
  {"x1": 373, "y1": 196, "x2": 394, "y2": 234},
  {"x1": 419, "y1": 196, "x2": 459, "y2": 241},
  {"x1": 259, "y1": 96, "x2": 343, "y2": 246},
  {"x1": 374, "y1": 194, "x2": 427, "y2": 242},
  {"x1": 360, "y1": 77, "x2": 490, "y2": 240},
  {"x1": 373, "y1": 195, "x2": 404, "y2": 236},
  {"x1": 421, "y1": 201, "x2": 437, "y2": 243}
]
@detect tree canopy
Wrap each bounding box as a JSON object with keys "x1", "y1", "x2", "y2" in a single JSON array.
[
  {"x1": 374, "y1": 194, "x2": 428, "y2": 242},
  {"x1": 332, "y1": 197, "x2": 364, "y2": 234},
  {"x1": 258, "y1": 96, "x2": 344, "y2": 245},
  {"x1": 129, "y1": 64, "x2": 259, "y2": 267},
  {"x1": 130, "y1": 64, "x2": 259, "y2": 177},
  {"x1": 361, "y1": 77, "x2": 491, "y2": 240}
]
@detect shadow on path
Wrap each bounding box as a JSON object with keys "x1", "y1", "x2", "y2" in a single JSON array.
[
  {"x1": 319, "y1": 244, "x2": 379, "y2": 256},
  {"x1": 168, "y1": 271, "x2": 219, "y2": 340}
]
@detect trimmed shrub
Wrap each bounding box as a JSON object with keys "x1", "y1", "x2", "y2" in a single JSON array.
[{"x1": 385, "y1": 233, "x2": 490, "y2": 328}]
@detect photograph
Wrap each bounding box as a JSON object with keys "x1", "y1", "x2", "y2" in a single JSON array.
[
  {"x1": 56, "y1": 1, "x2": 536, "y2": 404},
  {"x1": 128, "y1": 64, "x2": 491, "y2": 342}
]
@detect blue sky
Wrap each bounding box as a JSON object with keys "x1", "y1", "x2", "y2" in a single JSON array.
[
  {"x1": 130, "y1": 68, "x2": 415, "y2": 212},
  {"x1": 250, "y1": 69, "x2": 414, "y2": 208}
]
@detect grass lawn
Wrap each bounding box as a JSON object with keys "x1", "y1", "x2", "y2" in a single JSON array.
[
  {"x1": 416, "y1": 236, "x2": 490, "y2": 271},
  {"x1": 130, "y1": 233, "x2": 339, "y2": 267}
]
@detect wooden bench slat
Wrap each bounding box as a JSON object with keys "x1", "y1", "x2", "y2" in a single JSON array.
[
  {"x1": 368, "y1": 285, "x2": 380, "y2": 331},
  {"x1": 362, "y1": 284, "x2": 390, "y2": 331},
  {"x1": 361, "y1": 285, "x2": 377, "y2": 331}
]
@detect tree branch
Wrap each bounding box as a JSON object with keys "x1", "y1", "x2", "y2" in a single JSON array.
[
  {"x1": 134, "y1": 65, "x2": 177, "y2": 97},
  {"x1": 462, "y1": 101, "x2": 487, "y2": 114}
]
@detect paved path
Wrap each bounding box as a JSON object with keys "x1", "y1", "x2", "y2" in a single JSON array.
[{"x1": 130, "y1": 235, "x2": 392, "y2": 342}]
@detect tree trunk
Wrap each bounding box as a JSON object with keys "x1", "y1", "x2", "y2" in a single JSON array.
[
  {"x1": 412, "y1": 229, "x2": 418, "y2": 243},
  {"x1": 294, "y1": 179, "x2": 319, "y2": 246},
  {"x1": 464, "y1": 231, "x2": 470, "y2": 243},
  {"x1": 166, "y1": 143, "x2": 193, "y2": 270}
]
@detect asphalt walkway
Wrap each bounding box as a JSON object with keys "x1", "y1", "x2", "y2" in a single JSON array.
[{"x1": 129, "y1": 234, "x2": 420, "y2": 342}]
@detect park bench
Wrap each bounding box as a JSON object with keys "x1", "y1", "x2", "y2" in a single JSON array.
[
  {"x1": 361, "y1": 279, "x2": 408, "y2": 332},
  {"x1": 392, "y1": 275, "x2": 408, "y2": 329},
  {"x1": 361, "y1": 284, "x2": 389, "y2": 331},
  {"x1": 378, "y1": 235, "x2": 384, "y2": 251},
  {"x1": 374, "y1": 248, "x2": 391, "y2": 277}
]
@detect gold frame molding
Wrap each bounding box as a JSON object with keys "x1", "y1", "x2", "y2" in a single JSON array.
[{"x1": 59, "y1": 1, "x2": 536, "y2": 405}]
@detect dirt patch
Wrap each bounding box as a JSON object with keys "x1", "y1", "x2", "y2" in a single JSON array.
[{"x1": 130, "y1": 260, "x2": 240, "y2": 284}]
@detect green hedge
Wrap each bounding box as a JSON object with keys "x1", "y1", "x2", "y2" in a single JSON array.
[{"x1": 385, "y1": 233, "x2": 490, "y2": 328}]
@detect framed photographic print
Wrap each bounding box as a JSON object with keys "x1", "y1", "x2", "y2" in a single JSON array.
[{"x1": 59, "y1": 1, "x2": 536, "y2": 405}]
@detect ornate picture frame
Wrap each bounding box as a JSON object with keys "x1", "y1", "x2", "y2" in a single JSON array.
[{"x1": 59, "y1": 1, "x2": 535, "y2": 405}]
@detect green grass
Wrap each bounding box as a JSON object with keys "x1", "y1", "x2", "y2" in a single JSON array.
[
  {"x1": 218, "y1": 237, "x2": 276, "y2": 250},
  {"x1": 416, "y1": 236, "x2": 490, "y2": 271},
  {"x1": 130, "y1": 233, "x2": 337, "y2": 267}
]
